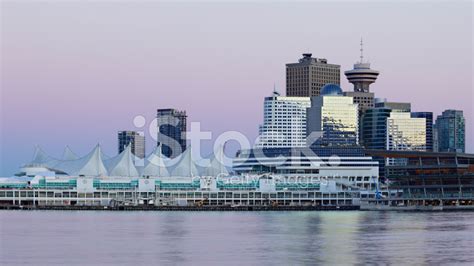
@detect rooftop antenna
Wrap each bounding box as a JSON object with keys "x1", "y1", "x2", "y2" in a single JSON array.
[
  {"x1": 273, "y1": 83, "x2": 280, "y2": 96},
  {"x1": 359, "y1": 37, "x2": 364, "y2": 63}
]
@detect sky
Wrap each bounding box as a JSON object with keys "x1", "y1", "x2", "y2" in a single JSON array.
[{"x1": 0, "y1": 1, "x2": 473, "y2": 176}]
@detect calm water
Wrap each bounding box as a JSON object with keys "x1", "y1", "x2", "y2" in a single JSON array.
[{"x1": 1, "y1": 211, "x2": 473, "y2": 265}]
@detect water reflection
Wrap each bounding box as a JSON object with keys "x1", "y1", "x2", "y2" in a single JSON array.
[{"x1": 0, "y1": 211, "x2": 473, "y2": 265}]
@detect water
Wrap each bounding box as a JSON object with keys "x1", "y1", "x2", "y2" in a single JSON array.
[{"x1": 1, "y1": 211, "x2": 473, "y2": 265}]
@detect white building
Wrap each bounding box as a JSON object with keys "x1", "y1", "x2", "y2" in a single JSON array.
[{"x1": 256, "y1": 93, "x2": 311, "y2": 148}]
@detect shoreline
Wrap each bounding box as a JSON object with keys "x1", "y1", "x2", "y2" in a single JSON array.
[{"x1": 0, "y1": 205, "x2": 358, "y2": 211}]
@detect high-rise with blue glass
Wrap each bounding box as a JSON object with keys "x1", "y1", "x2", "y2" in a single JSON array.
[{"x1": 435, "y1": 110, "x2": 465, "y2": 153}]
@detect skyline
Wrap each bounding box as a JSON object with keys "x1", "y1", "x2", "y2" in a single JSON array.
[{"x1": 1, "y1": 1, "x2": 473, "y2": 176}]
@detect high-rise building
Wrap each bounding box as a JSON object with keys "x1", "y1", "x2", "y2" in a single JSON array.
[
  {"x1": 256, "y1": 92, "x2": 311, "y2": 148},
  {"x1": 435, "y1": 110, "x2": 465, "y2": 153},
  {"x1": 118, "y1": 131, "x2": 145, "y2": 159},
  {"x1": 387, "y1": 112, "x2": 426, "y2": 152},
  {"x1": 157, "y1": 108, "x2": 187, "y2": 158},
  {"x1": 362, "y1": 108, "x2": 426, "y2": 151},
  {"x1": 286, "y1": 53, "x2": 340, "y2": 97},
  {"x1": 411, "y1": 112, "x2": 434, "y2": 151},
  {"x1": 306, "y1": 84, "x2": 359, "y2": 146},
  {"x1": 361, "y1": 108, "x2": 392, "y2": 150}
]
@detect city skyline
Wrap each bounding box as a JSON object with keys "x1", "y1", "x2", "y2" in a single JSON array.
[{"x1": 1, "y1": 1, "x2": 472, "y2": 176}]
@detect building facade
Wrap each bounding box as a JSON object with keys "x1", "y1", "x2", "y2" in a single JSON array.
[
  {"x1": 256, "y1": 94, "x2": 311, "y2": 148},
  {"x1": 286, "y1": 53, "x2": 340, "y2": 97},
  {"x1": 435, "y1": 110, "x2": 465, "y2": 152},
  {"x1": 157, "y1": 108, "x2": 187, "y2": 158},
  {"x1": 411, "y1": 112, "x2": 434, "y2": 151},
  {"x1": 363, "y1": 150, "x2": 474, "y2": 210},
  {"x1": 118, "y1": 131, "x2": 145, "y2": 159},
  {"x1": 306, "y1": 84, "x2": 359, "y2": 146},
  {"x1": 361, "y1": 108, "x2": 392, "y2": 150},
  {"x1": 386, "y1": 112, "x2": 426, "y2": 152}
]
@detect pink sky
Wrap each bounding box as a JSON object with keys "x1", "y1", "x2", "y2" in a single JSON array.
[{"x1": 1, "y1": 1, "x2": 473, "y2": 175}]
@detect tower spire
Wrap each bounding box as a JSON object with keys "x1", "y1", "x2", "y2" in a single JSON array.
[{"x1": 359, "y1": 37, "x2": 364, "y2": 63}]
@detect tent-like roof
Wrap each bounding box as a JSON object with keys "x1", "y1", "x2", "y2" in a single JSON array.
[
  {"x1": 104, "y1": 145, "x2": 139, "y2": 177},
  {"x1": 61, "y1": 146, "x2": 79, "y2": 161},
  {"x1": 52, "y1": 145, "x2": 108, "y2": 176},
  {"x1": 169, "y1": 147, "x2": 200, "y2": 177},
  {"x1": 143, "y1": 145, "x2": 170, "y2": 177},
  {"x1": 202, "y1": 145, "x2": 229, "y2": 176},
  {"x1": 20, "y1": 144, "x2": 228, "y2": 178},
  {"x1": 26, "y1": 146, "x2": 60, "y2": 168}
]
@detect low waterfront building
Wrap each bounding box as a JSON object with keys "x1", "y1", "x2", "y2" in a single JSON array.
[
  {"x1": 0, "y1": 174, "x2": 370, "y2": 208},
  {"x1": 363, "y1": 150, "x2": 474, "y2": 210},
  {"x1": 233, "y1": 146, "x2": 379, "y2": 192}
]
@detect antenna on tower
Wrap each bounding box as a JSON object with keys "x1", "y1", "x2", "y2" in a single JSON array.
[
  {"x1": 359, "y1": 37, "x2": 364, "y2": 63},
  {"x1": 272, "y1": 83, "x2": 280, "y2": 96}
]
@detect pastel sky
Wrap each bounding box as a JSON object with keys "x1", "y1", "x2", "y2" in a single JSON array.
[{"x1": 1, "y1": 1, "x2": 473, "y2": 176}]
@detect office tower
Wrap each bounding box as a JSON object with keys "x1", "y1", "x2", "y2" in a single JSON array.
[
  {"x1": 256, "y1": 92, "x2": 311, "y2": 148},
  {"x1": 361, "y1": 108, "x2": 392, "y2": 150},
  {"x1": 118, "y1": 131, "x2": 145, "y2": 159},
  {"x1": 306, "y1": 84, "x2": 359, "y2": 146},
  {"x1": 435, "y1": 110, "x2": 465, "y2": 152},
  {"x1": 362, "y1": 108, "x2": 426, "y2": 151},
  {"x1": 157, "y1": 108, "x2": 187, "y2": 158},
  {"x1": 411, "y1": 112, "x2": 434, "y2": 151},
  {"x1": 286, "y1": 53, "x2": 340, "y2": 97},
  {"x1": 387, "y1": 112, "x2": 426, "y2": 151}
]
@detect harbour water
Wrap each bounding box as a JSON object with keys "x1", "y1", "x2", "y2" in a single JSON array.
[{"x1": 1, "y1": 211, "x2": 473, "y2": 265}]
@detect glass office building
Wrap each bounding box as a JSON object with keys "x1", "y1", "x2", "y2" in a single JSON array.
[
  {"x1": 118, "y1": 131, "x2": 145, "y2": 159},
  {"x1": 157, "y1": 109, "x2": 187, "y2": 158},
  {"x1": 306, "y1": 84, "x2": 359, "y2": 146},
  {"x1": 387, "y1": 112, "x2": 426, "y2": 152},
  {"x1": 435, "y1": 110, "x2": 465, "y2": 152},
  {"x1": 411, "y1": 112, "x2": 434, "y2": 151}
]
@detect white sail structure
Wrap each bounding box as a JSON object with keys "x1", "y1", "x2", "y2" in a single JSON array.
[
  {"x1": 202, "y1": 145, "x2": 229, "y2": 176},
  {"x1": 27, "y1": 146, "x2": 60, "y2": 167},
  {"x1": 52, "y1": 145, "x2": 108, "y2": 176},
  {"x1": 143, "y1": 145, "x2": 170, "y2": 177},
  {"x1": 20, "y1": 144, "x2": 229, "y2": 178},
  {"x1": 61, "y1": 146, "x2": 79, "y2": 161},
  {"x1": 105, "y1": 145, "x2": 139, "y2": 177},
  {"x1": 170, "y1": 147, "x2": 199, "y2": 177}
]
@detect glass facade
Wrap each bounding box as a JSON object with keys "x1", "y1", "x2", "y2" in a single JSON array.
[
  {"x1": 307, "y1": 95, "x2": 358, "y2": 146},
  {"x1": 157, "y1": 109, "x2": 187, "y2": 158},
  {"x1": 411, "y1": 112, "x2": 434, "y2": 151},
  {"x1": 361, "y1": 108, "x2": 392, "y2": 150},
  {"x1": 435, "y1": 110, "x2": 465, "y2": 153},
  {"x1": 387, "y1": 112, "x2": 426, "y2": 152},
  {"x1": 118, "y1": 131, "x2": 145, "y2": 158}
]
